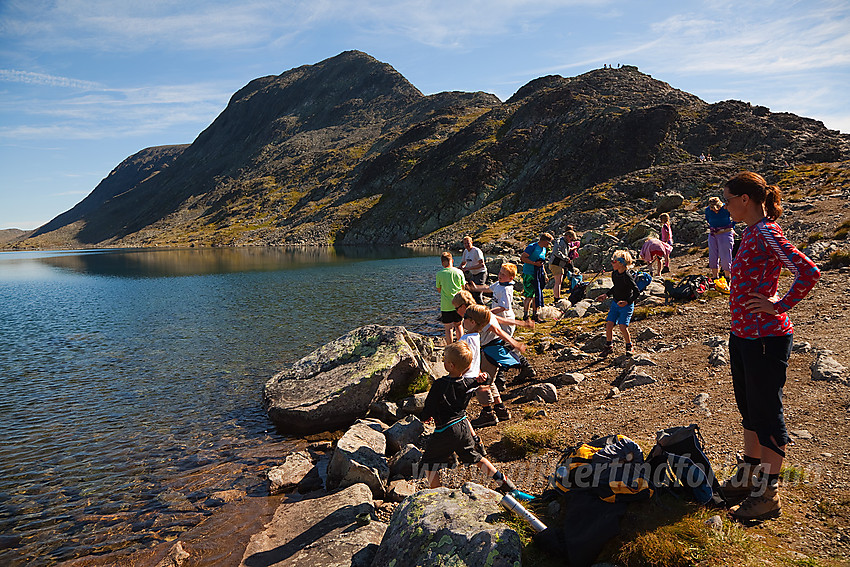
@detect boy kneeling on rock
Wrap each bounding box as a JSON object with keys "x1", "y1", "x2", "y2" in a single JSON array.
[{"x1": 419, "y1": 341, "x2": 517, "y2": 494}]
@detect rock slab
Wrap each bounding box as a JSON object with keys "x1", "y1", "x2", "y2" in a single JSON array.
[
  {"x1": 371, "y1": 482, "x2": 521, "y2": 567},
  {"x1": 239, "y1": 483, "x2": 386, "y2": 567},
  {"x1": 263, "y1": 325, "x2": 434, "y2": 434},
  {"x1": 326, "y1": 423, "x2": 389, "y2": 498}
]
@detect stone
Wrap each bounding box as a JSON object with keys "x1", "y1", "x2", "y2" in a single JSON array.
[
  {"x1": 636, "y1": 327, "x2": 662, "y2": 341},
  {"x1": 371, "y1": 483, "x2": 521, "y2": 567},
  {"x1": 705, "y1": 515, "x2": 723, "y2": 532},
  {"x1": 565, "y1": 300, "x2": 591, "y2": 317},
  {"x1": 368, "y1": 400, "x2": 401, "y2": 424},
  {"x1": 704, "y1": 335, "x2": 728, "y2": 347},
  {"x1": 356, "y1": 417, "x2": 390, "y2": 433},
  {"x1": 388, "y1": 443, "x2": 422, "y2": 479},
  {"x1": 386, "y1": 479, "x2": 416, "y2": 503},
  {"x1": 627, "y1": 222, "x2": 656, "y2": 245},
  {"x1": 618, "y1": 371, "x2": 656, "y2": 390},
  {"x1": 400, "y1": 392, "x2": 429, "y2": 416},
  {"x1": 606, "y1": 387, "x2": 622, "y2": 399},
  {"x1": 267, "y1": 451, "x2": 316, "y2": 495},
  {"x1": 556, "y1": 347, "x2": 592, "y2": 362},
  {"x1": 326, "y1": 422, "x2": 389, "y2": 498},
  {"x1": 555, "y1": 372, "x2": 586, "y2": 386},
  {"x1": 239, "y1": 483, "x2": 386, "y2": 567},
  {"x1": 708, "y1": 345, "x2": 728, "y2": 366},
  {"x1": 619, "y1": 353, "x2": 657, "y2": 371},
  {"x1": 693, "y1": 393, "x2": 710, "y2": 415},
  {"x1": 792, "y1": 341, "x2": 812, "y2": 353},
  {"x1": 516, "y1": 382, "x2": 558, "y2": 403},
  {"x1": 581, "y1": 333, "x2": 610, "y2": 353},
  {"x1": 156, "y1": 541, "x2": 190, "y2": 567},
  {"x1": 263, "y1": 325, "x2": 436, "y2": 434},
  {"x1": 656, "y1": 192, "x2": 684, "y2": 214},
  {"x1": 811, "y1": 350, "x2": 846, "y2": 383},
  {"x1": 790, "y1": 429, "x2": 813, "y2": 440},
  {"x1": 384, "y1": 415, "x2": 425, "y2": 455}
]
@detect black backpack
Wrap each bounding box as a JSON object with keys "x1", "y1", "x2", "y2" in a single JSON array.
[
  {"x1": 664, "y1": 274, "x2": 710, "y2": 302},
  {"x1": 647, "y1": 424, "x2": 727, "y2": 507}
]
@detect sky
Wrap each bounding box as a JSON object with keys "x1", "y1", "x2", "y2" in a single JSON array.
[{"x1": 1, "y1": 1, "x2": 849, "y2": 231}]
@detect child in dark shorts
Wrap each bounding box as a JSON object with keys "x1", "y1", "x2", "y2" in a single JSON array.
[{"x1": 420, "y1": 341, "x2": 518, "y2": 493}]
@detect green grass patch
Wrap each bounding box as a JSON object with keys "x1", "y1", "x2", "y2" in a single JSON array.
[
  {"x1": 501, "y1": 422, "x2": 561, "y2": 457},
  {"x1": 807, "y1": 232, "x2": 825, "y2": 244},
  {"x1": 825, "y1": 249, "x2": 850, "y2": 269}
]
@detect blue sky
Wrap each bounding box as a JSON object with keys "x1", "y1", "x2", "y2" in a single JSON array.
[{"x1": 1, "y1": 0, "x2": 848, "y2": 231}]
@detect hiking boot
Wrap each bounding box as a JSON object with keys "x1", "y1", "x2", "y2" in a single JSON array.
[
  {"x1": 514, "y1": 365, "x2": 536, "y2": 383},
  {"x1": 720, "y1": 459, "x2": 760, "y2": 501},
  {"x1": 730, "y1": 483, "x2": 781, "y2": 522},
  {"x1": 661, "y1": 266, "x2": 670, "y2": 274},
  {"x1": 625, "y1": 343, "x2": 634, "y2": 355},
  {"x1": 494, "y1": 405, "x2": 511, "y2": 421},
  {"x1": 494, "y1": 472, "x2": 517, "y2": 495},
  {"x1": 471, "y1": 408, "x2": 498, "y2": 428}
]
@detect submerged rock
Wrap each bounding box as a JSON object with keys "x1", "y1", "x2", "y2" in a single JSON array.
[
  {"x1": 371, "y1": 482, "x2": 521, "y2": 567},
  {"x1": 263, "y1": 325, "x2": 435, "y2": 434}
]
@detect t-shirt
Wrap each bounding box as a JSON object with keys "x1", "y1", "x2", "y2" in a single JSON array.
[
  {"x1": 522, "y1": 242, "x2": 547, "y2": 276},
  {"x1": 730, "y1": 218, "x2": 820, "y2": 339},
  {"x1": 459, "y1": 332, "x2": 481, "y2": 379},
  {"x1": 705, "y1": 206, "x2": 733, "y2": 229},
  {"x1": 607, "y1": 269, "x2": 640, "y2": 303},
  {"x1": 436, "y1": 265, "x2": 466, "y2": 311},
  {"x1": 489, "y1": 281, "x2": 515, "y2": 335},
  {"x1": 479, "y1": 312, "x2": 503, "y2": 346},
  {"x1": 461, "y1": 247, "x2": 487, "y2": 275}
]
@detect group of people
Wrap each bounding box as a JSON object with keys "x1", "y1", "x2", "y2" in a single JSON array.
[{"x1": 426, "y1": 171, "x2": 820, "y2": 524}]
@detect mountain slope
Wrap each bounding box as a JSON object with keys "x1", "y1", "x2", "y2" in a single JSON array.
[{"x1": 16, "y1": 54, "x2": 850, "y2": 250}]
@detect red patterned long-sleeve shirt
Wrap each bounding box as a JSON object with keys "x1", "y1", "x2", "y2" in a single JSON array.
[{"x1": 730, "y1": 218, "x2": 820, "y2": 338}]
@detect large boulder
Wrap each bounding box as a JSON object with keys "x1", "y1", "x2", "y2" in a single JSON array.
[
  {"x1": 371, "y1": 483, "x2": 521, "y2": 567},
  {"x1": 384, "y1": 415, "x2": 425, "y2": 455},
  {"x1": 326, "y1": 422, "x2": 389, "y2": 498},
  {"x1": 239, "y1": 483, "x2": 386, "y2": 567},
  {"x1": 263, "y1": 325, "x2": 436, "y2": 434}
]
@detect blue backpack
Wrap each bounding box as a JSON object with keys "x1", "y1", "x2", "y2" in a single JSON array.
[{"x1": 632, "y1": 270, "x2": 653, "y2": 293}]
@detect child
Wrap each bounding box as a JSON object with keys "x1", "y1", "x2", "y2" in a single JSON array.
[
  {"x1": 453, "y1": 290, "x2": 536, "y2": 393},
  {"x1": 639, "y1": 237, "x2": 672, "y2": 277},
  {"x1": 466, "y1": 262, "x2": 517, "y2": 335},
  {"x1": 420, "y1": 341, "x2": 518, "y2": 493},
  {"x1": 436, "y1": 251, "x2": 466, "y2": 346},
  {"x1": 520, "y1": 233, "x2": 553, "y2": 321},
  {"x1": 549, "y1": 229, "x2": 580, "y2": 301},
  {"x1": 596, "y1": 250, "x2": 640, "y2": 355},
  {"x1": 659, "y1": 213, "x2": 673, "y2": 274},
  {"x1": 461, "y1": 304, "x2": 513, "y2": 427}
]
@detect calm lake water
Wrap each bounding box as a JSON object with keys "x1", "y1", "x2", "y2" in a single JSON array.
[{"x1": 0, "y1": 247, "x2": 443, "y2": 566}]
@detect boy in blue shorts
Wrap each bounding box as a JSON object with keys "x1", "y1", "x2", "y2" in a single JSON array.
[
  {"x1": 420, "y1": 341, "x2": 518, "y2": 493},
  {"x1": 596, "y1": 250, "x2": 640, "y2": 356}
]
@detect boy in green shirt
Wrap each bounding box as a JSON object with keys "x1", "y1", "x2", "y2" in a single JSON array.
[{"x1": 436, "y1": 252, "x2": 466, "y2": 345}]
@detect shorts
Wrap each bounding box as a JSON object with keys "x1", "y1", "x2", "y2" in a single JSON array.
[
  {"x1": 420, "y1": 418, "x2": 483, "y2": 472},
  {"x1": 441, "y1": 310, "x2": 462, "y2": 324},
  {"x1": 522, "y1": 273, "x2": 536, "y2": 298},
  {"x1": 729, "y1": 333, "x2": 793, "y2": 453},
  {"x1": 482, "y1": 341, "x2": 522, "y2": 368},
  {"x1": 606, "y1": 301, "x2": 634, "y2": 326}
]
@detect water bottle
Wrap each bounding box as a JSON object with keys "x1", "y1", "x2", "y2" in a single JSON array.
[{"x1": 499, "y1": 493, "x2": 547, "y2": 533}]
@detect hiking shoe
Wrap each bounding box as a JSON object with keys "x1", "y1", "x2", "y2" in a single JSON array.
[
  {"x1": 661, "y1": 266, "x2": 670, "y2": 274},
  {"x1": 601, "y1": 344, "x2": 614, "y2": 356},
  {"x1": 471, "y1": 409, "x2": 498, "y2": 428},
  {"x1": 625, "y1": 343, "x2": 634, "y2": 355},
  {"x1": 730, "y1": 484, "x2": 781, "y2": 522},
  {"x1": 720, "y1": 459, "x2": 760, "y2": 501},
  {"x1": 514, "y1": 365, "x2": 537, "y2": 383},
  {"x1": 495, "y1": 474, "x2": 517, "y2": 495},
  {"x1": 494, "y1": 405, "x2": 511, "y2": 421}
]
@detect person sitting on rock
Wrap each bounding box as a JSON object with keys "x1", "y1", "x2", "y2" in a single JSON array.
[{"x1": 420, "y1": 340, "x2": 518, "y2": 494}]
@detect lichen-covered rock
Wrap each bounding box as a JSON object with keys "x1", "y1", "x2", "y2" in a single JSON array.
[
  {"x1": 263, "y1": 325, "x2": 435, "y2": 434},
  {"x1": 326, "y1": 422, "x2": 389, "y2": 498},
  {"x1": 371, "y1": 482, "x2": 521, "y2": 567},
  {"x1": 239, "y1": 483, "x2": 386, "y2": 567}
]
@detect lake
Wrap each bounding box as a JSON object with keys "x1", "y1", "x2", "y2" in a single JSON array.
[{"x1": 0, "y1": 247, "x2": 443, "y2": 566}]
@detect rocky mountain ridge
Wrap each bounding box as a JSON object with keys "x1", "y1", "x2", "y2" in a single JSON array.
[{"x1": 11, "y1": 50, "x2": 850, "y2": 250}]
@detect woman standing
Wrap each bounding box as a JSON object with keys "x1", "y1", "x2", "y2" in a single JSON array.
[
  {"x1": 721, "y1": 171, "x2": 820, "y2": 522},
  {"x1": 705, "y1": 196, "x2": 735, "y2": 279}
]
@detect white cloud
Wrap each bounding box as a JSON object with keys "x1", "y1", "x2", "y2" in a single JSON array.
[{"x1": 0, "y1": 69, "x2": 102, "y2": 90}]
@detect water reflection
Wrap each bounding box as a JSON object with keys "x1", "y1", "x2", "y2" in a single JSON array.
[{"x1": 28, "y1": 246, "x2": 438, "y2": 278}]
